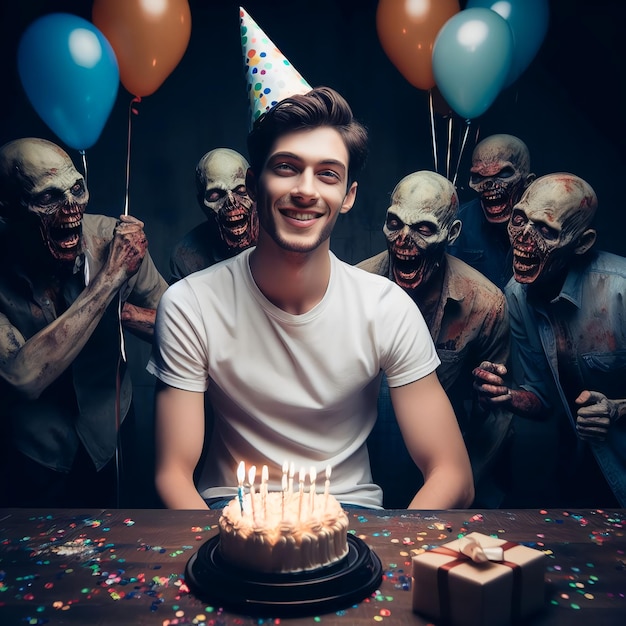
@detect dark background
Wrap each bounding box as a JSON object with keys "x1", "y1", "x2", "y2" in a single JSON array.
[{"x1": 1, "y1": 0, "x2": 624, "y2": 507}]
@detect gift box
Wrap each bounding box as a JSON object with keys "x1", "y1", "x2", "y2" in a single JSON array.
[{"x1": 412, "y1": 531, "x2": 546, "y2": 626}]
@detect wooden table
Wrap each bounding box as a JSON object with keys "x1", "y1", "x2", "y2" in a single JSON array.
[{"x1": 0, "y1": 507, "x2": 624, "y2": 624}]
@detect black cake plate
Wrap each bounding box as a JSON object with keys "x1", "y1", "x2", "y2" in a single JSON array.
[{"x1": 185, "y1": 533, "x2": 383, "y2": 617}]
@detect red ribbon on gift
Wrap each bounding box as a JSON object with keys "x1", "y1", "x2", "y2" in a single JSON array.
[{"x1": 431, "y1": 540, "x2": 521, "y2": 624}]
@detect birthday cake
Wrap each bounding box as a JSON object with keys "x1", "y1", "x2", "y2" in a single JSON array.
[{"x1": 218, "y1": 489, "x2": 349, "y2": 574}]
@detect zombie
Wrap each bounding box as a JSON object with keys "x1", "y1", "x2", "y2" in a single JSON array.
[
  {"x1": 358, "y1": 171, "x2": 511, "y2": 507},
  {"x1": 449, "y1": 134, "x2": 536, "y2": 288},
  {"x1": 169, "y1": 148, "x2": 258, "y2": 282},
  {"x1": 0, "y1": 137, "x2": 168, "y2": 508},
  {"x1": 473, "y1": 173, "x2": 626, "y2": 507}
]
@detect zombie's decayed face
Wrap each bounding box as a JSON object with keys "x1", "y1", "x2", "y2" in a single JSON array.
[
  {"x1": 196, "y1": 148, "x2": 258, "y2": 251},
  {"x1": 508, "y1": 173, "x2": 598, "y2": 285},
  {"x1": 469, "y1": 134, "x2": 533, "y2": 225},
  {"x1": 383, "y1": 171, "x2": 459, "y2": 291},
  {"x1": 0, "y1": 138, "x2": 89, "y2": 263}
]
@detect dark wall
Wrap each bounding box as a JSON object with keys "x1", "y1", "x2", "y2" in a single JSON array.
[
  {"x1": 1, "y1": 0, "x2": 624, "y2": 506},
  {"x1": 2, "y1": 0, "x2": 624, "y2": 266}
]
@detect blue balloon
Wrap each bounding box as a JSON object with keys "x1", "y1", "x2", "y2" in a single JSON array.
[
  {"x1": 466, "y1": 0, "x2": 550, "y2": 86},
  {"x1": 18, "y1": 13, "x2": 119, "y2": 151},
  {"x1": 432, "y1": 8, "x2": 513, "y2": 120}
]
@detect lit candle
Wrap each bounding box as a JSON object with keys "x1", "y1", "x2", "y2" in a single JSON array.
[
  {"x1": 237, "y1": 461, "x2": 245, "y2": 514},
  {"x1": 282, "y1": 460, "x2": 288, "y2": 492},
  {"x1": 261, "y1": 464, "x2": 269, "y2": 520},
  {"x1": 281, "y1": 472, "x2": 288, "y2": 521},
  {"x1": 288, "y1": 462, "x2": 295, "y2": 495},
  {"x1": 297, "y1": 466, "x2": 305, "y2": 520},
  {"x1": 324, "y1": 465, "x2": 331, "y2": 510},
  {"x1": 309, "y1": 466, "x2": 317, "y2": 512},
  {"x1": 248, "y1": 465, "x2": 257, "y2": 524}
]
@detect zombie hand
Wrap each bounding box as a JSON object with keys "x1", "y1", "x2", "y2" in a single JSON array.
[
  {"x1": 105, "y1": 215, "x2": 148, "y2": 283},
  {"x1": 472, "y1": 361, "x2": 545, "y2": 418},
  {"x1": 575, "y1": 390, "x2": 623, "y2": 441},
  {"x1": 472, "y1": 361, "x2": 511, "y2": 406}
]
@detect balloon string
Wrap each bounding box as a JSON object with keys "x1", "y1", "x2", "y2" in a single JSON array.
[
  {"x1": 428, "y1": 89, "x2": 438, "y2": 174},
  {"x1": 474, "y1": 124, "x2": 481, "y2": 147},
  {"x1": 446, "y1": 116, "x2": 453, "y2": 181},
  {"x1": 79, "y1": 150, "x2": 88, "y2": 187},
  {"x1": 124, "y1": 96, "x2": 142, "y2": 216},
  {"x1": 453, "y1": 120, "x2": 471, "y2": 187}
]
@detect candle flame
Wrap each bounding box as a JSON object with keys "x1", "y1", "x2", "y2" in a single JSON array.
[
  {"x1": 248, "y1": 465, "x2": 256, "y2": 485},
  {"x1": 237, "y1": 461, "x2": 245, "y2": 485}
]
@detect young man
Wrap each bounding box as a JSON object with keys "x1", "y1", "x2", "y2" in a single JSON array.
[{"x1": 148, "y1": 87, "x2": 474, "y2": 510}]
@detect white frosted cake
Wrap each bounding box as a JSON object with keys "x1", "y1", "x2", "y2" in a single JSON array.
[{"x1": 218, "y1": 489, "x2": 349, "y2": 574}]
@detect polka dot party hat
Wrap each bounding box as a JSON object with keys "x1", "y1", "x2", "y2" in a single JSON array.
[{"x1": 240, "y1": 6, "x2": 311, "y2": 129}]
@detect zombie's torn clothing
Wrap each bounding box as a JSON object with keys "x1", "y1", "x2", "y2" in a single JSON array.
[
  {"x1": 147, "y1": 247, "x2": 440, "y2": 509},
  {"x1": 0, "y1": 214, "x2": 168, "y2": 472},
  {"x1": 448, "y1": 198, "x2": 513, "y2": 290},
  {"x1": 506, "y1": 250, "x2": 626, "y2": 506},
  {"x1": 169, "y1": 221, "x2": 231, "y2": 283},
  {"x1": 358, "y1": 251, "x2": 512, "y2": 506}
]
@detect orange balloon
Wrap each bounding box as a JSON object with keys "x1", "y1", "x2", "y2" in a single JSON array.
[
  {"x1": 92, "y1": 0, "x2": 191, "y2": 97},
  {"x1": 376, "y1": 0, "x2": 460, "y2": 91}
]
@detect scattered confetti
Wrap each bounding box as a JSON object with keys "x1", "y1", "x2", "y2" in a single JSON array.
[{"x1": 1, "y1": 508, "x2": 624, "y2": 623}]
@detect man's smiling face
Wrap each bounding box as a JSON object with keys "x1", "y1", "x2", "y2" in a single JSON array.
[{"x1": 252, "y1": 126, "x2": 357, "y2": 254}]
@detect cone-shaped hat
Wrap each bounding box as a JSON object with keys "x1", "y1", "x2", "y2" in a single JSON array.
[{"x1": 240, "y1": 7, "x2": 311, "y2": 128}]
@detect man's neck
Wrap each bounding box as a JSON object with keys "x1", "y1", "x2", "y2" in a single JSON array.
[{"x1": 249, "y1": 239, "x2": 332, "y2": 315}]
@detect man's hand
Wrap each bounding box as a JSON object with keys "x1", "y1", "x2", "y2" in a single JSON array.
[{"x1": 575, "y1": 390, "x2": 620, "y2": 441}]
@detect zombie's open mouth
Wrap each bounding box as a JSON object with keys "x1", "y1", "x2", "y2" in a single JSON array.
[
  {"x1": 391, "y1": 252, "x2": 424, "y2": 286},
  {"x1": 481, "y1": 190, "x2": 509, "y2": 218},
  {"x1": 223, "y1": 214, "x2": 248, "y2": 236},
  {"x1": 512, "y1": 248, "x2": 541, "y2": 281},
  {"x1": 222, "y1": 208, "x2": 252, "y2": 236},
  {"x1": 50, "y1": 221, "x2": 82, "y2": 250}
]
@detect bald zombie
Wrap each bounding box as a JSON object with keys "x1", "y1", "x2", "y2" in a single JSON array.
[
  {"x1": 473, "y1": 173, "x2": 626, "y2": 507},
  {"x1": 449, "y1": 134, "x2": 536, "y2": 288},
  {"x1": 0, "y1": 137, "x2": 167, "y2": 507},
  {"x1": 359, "y1": 170, "x2": 512, "y2": 507},
  {"x1": 169, "y1": 147, "x2": 258, "y2": 282}
]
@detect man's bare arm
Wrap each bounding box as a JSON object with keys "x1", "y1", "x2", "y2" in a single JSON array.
[
  {"x1": 154, "y1": 381, "x2": 208, "y2": 509},
  {"x1": 391, "y1": 372, "x2": 474, "y2": 509}
]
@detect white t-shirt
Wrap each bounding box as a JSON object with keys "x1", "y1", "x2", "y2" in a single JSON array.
[{"x1": 147, "y1": 248, "x2": 439, "y2": 507}]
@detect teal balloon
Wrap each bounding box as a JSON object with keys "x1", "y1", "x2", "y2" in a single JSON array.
[
  {"x1": 18, "y1": 13, "x2": 119, "y2": 150},
  {"x1": 432, "y1": 8, "x2": 513, "y2": 120},
  {"x1": 466, "y1": 0, "x2": 550, "y2": 86}
]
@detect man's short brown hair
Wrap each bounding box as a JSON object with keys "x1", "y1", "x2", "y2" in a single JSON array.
[{"x1": 247, "y1": 86, "x2": 368, "y2": 185}]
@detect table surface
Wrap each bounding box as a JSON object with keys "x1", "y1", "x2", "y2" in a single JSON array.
[{"x1": 0, "y1": 507, "x2": 624, "y2": 625}]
